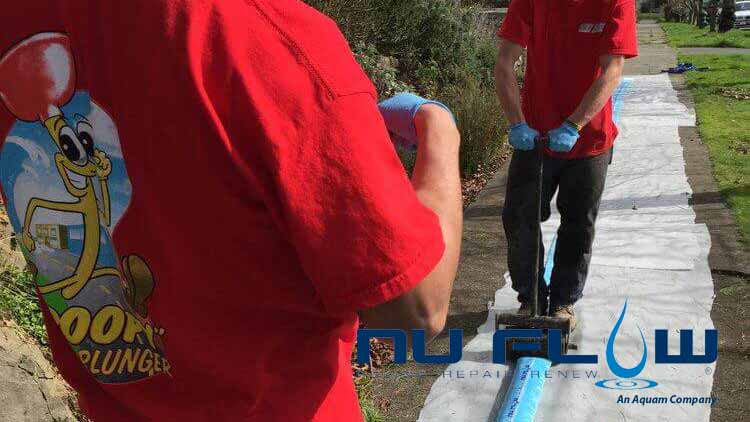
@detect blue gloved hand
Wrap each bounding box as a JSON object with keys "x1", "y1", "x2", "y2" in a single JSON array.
[
  {"x1": 548, "y1": 122, "x2": 580, "y2": 153},
  {"x1": 508, "y1": 122, "x2": 540, "y2": 151},
  {"x1": 378, "y1": 92, "x2": 453, "y2": 148}
]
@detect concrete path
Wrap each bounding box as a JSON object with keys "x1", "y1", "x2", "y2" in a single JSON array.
[
  {"x1": 0, "y1": 320, "x2": 77, "y2": 422},
  {"x1": 679, "y1": 47, "x2": 750, "y2": 55},
  {"x1": 624, "y1": 21, "x2": 677, "y2": 75}
]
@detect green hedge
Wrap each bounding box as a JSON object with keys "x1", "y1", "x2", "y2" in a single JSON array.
[{"x1": 306, "y1": 0, "x2": 507, "y2": 178}]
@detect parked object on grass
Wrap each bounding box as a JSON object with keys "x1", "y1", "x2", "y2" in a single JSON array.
[
  {"x1": 662, "y1": 62, "x2": 710, "y2": 73},
  {"x1": 735, "y1": 1, "x2": 750, "y2": 28}
]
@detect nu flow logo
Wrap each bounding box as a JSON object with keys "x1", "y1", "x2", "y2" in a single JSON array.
[
  {"x1": 356, "y1": 300, "x2": 718, "y2": 389},
  {"x1": 595, "y1": 300, "x2": 718, "y2": 391}
]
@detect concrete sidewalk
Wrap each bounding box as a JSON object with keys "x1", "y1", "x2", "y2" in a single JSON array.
[{"x1": 624, "y1": 21, "x2": 677, "y2": 75}]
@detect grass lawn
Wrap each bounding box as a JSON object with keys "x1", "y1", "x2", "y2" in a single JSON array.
[
  {"x1": 680, "y1": 54, "x2": 750, "y2": 246},
  {"x1": 638, "y1": 12, "x2": 663, "y2": 22},
  {"x1": 662, "y1": 22, "x2": 750, "y2": 48}
]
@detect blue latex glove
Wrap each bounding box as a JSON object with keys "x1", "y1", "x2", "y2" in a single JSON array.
[
  {"x1": 378, "y1": 92, "x2": 453, "y2": 148},
  {"x1": 508, "y1": 122, "x2": 540, "y2": 151},
  {"x1": 548, "y1": 122, "x2": 580, "y2": 153}
]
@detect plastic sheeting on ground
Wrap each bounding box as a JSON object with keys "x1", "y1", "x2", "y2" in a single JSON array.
[{"x1": 417, "y1": 74, "x2": 716, "y2": 422}]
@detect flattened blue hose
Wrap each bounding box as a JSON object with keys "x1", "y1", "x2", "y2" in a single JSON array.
[
  {"x1": 496, "y1": 357, "x2": 552, "y2": 422},
  {"x1": 498, "y1": 221, "x2": 554, "y2": 422}
]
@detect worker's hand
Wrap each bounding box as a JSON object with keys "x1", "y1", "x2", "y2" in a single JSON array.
[
  {"x1": 548, "y1": 122, "x2": 580, "y2": 153},
  {"x1": 508, "y1": 122, "x2": 540, "y2": 151},
  {"x1": 378, "y1": 93, "x2": 453, "y2": 148}
]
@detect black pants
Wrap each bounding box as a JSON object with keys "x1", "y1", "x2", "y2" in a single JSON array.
[{"x1": 502, "y1": 148, "x2": 612, "y2": 312}]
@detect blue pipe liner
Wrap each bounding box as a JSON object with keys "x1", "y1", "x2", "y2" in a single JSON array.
[
  {"x1": 495, "y1": 78, "x2": 631, "y2": 422},
  {"x1": 613, "y1": 78, "x2": 633, "y2": 125},
  {"x1": 496, "y1": 357, "x2": 553, "y2": 422},
  {"x1": 543, "y1": 235, "x2": 556, "y2": 286}
]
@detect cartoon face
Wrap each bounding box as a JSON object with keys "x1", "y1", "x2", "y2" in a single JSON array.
[{"x1": 43, "y1": 115, "x2": 99, "y2": 190}]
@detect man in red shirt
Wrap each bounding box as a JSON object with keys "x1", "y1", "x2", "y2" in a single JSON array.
[
  {"x1": 0, "y1": 1, "x2": 461, "y2": 420},
  {"x1": 494, "y1": 0, "x2": 638, "y2": 326}
]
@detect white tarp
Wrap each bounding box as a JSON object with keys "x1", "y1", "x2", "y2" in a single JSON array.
[{"x1": 417, "y1": 74, "x2": 716, "y2": 422}]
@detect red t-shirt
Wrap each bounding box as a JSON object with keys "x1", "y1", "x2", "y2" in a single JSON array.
[
  {"x1": 0, "y1": 1, "x2": 445, "y2": 421},
  {"x1": 498, "y1": 0, "x2": 638, "y2": 159}
]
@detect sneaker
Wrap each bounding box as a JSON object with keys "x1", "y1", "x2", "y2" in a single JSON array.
[{"x1": 551, "y1": 304, "x2": 577, "y2": 331}]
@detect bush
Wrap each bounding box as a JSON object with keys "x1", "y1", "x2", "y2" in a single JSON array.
[
  {"x1": 353, "y1": 43, "x2": 414, "y2": 98},
  {"x1": 305, "y1": 0, "x2": 497, "y2": 97},
  {"x1": 444, "y1": 68, "x2": 508, "y2": 178},
  {"x1": 0, "y1": 263, "x2": 46, "y2": 345},
  {"x1": 305, "y1": 0, "x2": 507, "y2": 180}
]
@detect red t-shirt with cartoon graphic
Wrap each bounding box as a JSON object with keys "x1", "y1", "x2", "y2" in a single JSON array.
[
  {"x1": 0, "y1": 1, "x2": 444, "y2": 421},
  {"x1": 498, "y1": 0, "x2": 638, "y2": 159}
]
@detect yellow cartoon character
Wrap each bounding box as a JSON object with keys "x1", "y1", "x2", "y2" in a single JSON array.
[
  {"x1": 23, "y1": 116, "x2": 120, "y2": 298},
  {"x1": 0, "y1": 33, "x2": 120, "y2": 299}
]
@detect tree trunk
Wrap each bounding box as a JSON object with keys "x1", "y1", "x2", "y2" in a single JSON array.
[
  {"x1": 718, "y1": 0, "x2": 735, "y2": 32},
  {"x1": 697, "y1": 0, "x2": 707, "y2": 27},
  {"x1": 707, "y1": 0, "x2": 719, "y2": 31}
]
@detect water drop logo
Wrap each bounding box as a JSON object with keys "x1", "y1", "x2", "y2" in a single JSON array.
[{"x1": 595, "y1": 300, "x2": 659, "y2": 390}]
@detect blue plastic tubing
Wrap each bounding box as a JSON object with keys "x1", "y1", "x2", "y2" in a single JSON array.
[{"x1": 496, "y1": 357, "x2": 553, "y2": 422}]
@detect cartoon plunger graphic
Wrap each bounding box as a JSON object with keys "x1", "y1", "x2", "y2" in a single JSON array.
[{"x1": 0, "y1": 33, "x2": 153, "y2": 308}]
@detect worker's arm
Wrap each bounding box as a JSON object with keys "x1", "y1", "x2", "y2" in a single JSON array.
[
  {"x1": 494, "y1": 39, "x2": 540, "y2": 151},
  {"x1": 568, "y1": 54, "x2": 625, "y2": 128},
  {"x1": 494, "y1": 39, "x2": 526, "y2": 126},
  {"x1": 359, "y1": 103, "x2": 462, "y2": 342}
]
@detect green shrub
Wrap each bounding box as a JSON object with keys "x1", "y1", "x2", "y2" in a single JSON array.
[
  {"x1": 0, "y1": 263, "x2": 46, "y2": 345},
  {"x1": 444, "y1": 76, "x2": 508, "y2": 178},
  {"x1": 306, "y1": 0, "x2": 497, "y2": 96},
  {"x1": 306, "y1": 0, "x2": 508, "y2": 188},
  {"x1": 353, "y1": 43, "x2": 414, "y2": 98}
]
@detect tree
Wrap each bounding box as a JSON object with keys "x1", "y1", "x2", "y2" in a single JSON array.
[
  {"x1": 665, "y1": 0, "x2": 700, "y2": 23},
  {"x1": 718, "y1": 0, "x2": 735, "y2": 32},
  {"x1": 697, "y1": 0, "x2": 707, "y2": 28},
  {"x1": 707, "y1": 0, "x2": 719, "y2": 31}
]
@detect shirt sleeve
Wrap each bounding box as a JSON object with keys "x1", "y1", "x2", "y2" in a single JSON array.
[
  {"x1": 496, "y1": 0, "x2": 533, "y2": 47},
  {"x1": 600, "y1": 0, "x2": 639, "y2": 58},
  {"x1": 262, "y1": 93, "x2": 445, "y2": 315}
]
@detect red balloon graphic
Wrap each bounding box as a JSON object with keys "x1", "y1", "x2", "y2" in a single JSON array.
[{"x1": 0, "y1": 32, "x2": 76, "y2": 122}]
